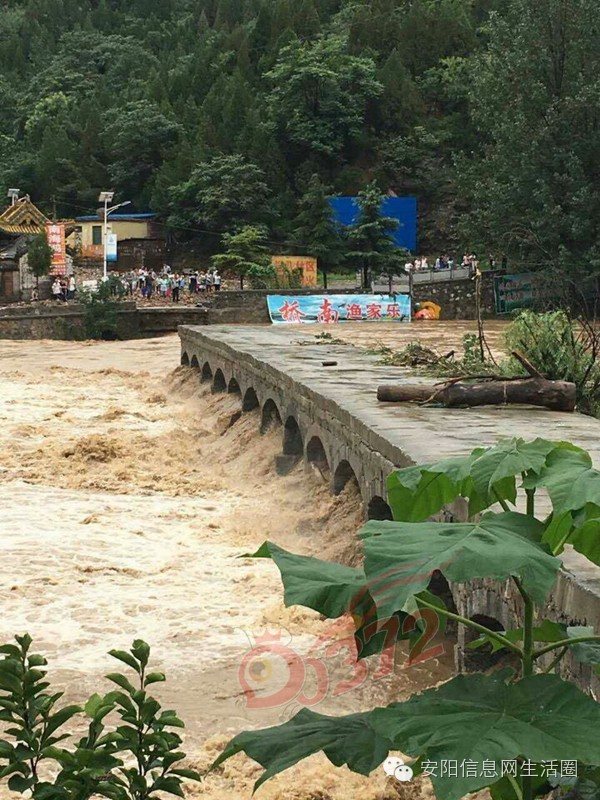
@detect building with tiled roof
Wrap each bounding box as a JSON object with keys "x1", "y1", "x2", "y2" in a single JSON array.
[{"x1": 0, "y1": 196, "x2": 49, "y2": 236}]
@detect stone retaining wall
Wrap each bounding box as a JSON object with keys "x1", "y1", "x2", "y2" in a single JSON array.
[
  {"x1": 0, "y1": 304, "x2": 208, "y2": 340},
  {"x1": 206, "y1": 274, "x2": 500, "y2": 324}
]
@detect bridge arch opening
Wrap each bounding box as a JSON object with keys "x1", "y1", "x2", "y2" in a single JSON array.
[
  {"x1": 306, "y1": 436, "x2": 330, "y2": 478},
  {"x1": 212, "y1": 369, "x2": 226, "y2": 393},
  {"x1": 427, "y1": 571, "x2": 458, "y2": 636},
  {"x1": 243, "y1": 387, "x2": 259, "y2": 412},
  {"x1": 190, "y1": 355, "x2": 200, "y2": 371},
  {"x1": 333, "y1": 460, "x2": 360, "y2": 496},
  {"x1": 228, "y1": 377, "x2": 241, "y2": 395},
  {"x1": 261, "y1": 399, "x2": 282, "y2": 433},
  {"x1": 283, "y1": 416, "x2": 303, "y2": 457},
  {"x1": 181, "y1": 352, "x2": 190, "y2": 367},
  {"x1": 367, "y1": 496, "x2": 393, "y2": 520},
  {"x1": 201, "y1": 362, "x2": 213, "y2": 383}
]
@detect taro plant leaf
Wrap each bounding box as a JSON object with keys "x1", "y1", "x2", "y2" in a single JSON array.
[
  {"x1": 469, "y1": 619, "x2": 566, "y2": 653},
  {"x1": 244, "y1": 541, "x2": 367, "y2": 618},
  {"x1": 386, "y1": 452, "x2": 488, "y2": 522},
  {"x1": 386, "y1": 463, "x2": 460, "y2": 522},
  {"x1": 385, "y1": 443, "x2": 545, "y2": 524},
  {"x1": 470, "y1": 437, "x2": 557, "y2": 497},
  {"x1": 570, "y1": 518, "x2": 600, "y2": 566},
  {"x1": 360, "y1": 512, "x2": 560, "y2": 618},
  {"x1": 527, "y1": 447, "x2": 600, "y2": 515},
  {"x1": 211, "y1": 707, "x2": 395, "y2": 791},
  {"x1": 370, "y1": 672, "x2": 600, "y2": 800},
  {"x1": 542, "y1": 511, "x2": 573, "y2": 553},
  {"x1": 566, "y1": 626, "x2": 600, "y2": 664},
  {"x1": 212, "y1": 674, "x2": 600, "y2": 800}
]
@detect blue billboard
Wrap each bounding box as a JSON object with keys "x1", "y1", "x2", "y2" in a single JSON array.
[
  {"x1": 267, "y1": 294, "x2": 411, "y2": 324},
  {"x1": 329, "y1": 196, "x2": 417, "y2": 252}
]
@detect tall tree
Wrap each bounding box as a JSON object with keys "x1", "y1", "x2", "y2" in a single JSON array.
[
  {"x1": 168, "y1": 154, "x2": 271, "y2": 238},
  {"x1": 346, "y1": 182, "x2": 400, "y2": 290},
  {"x1": 292, "y1": 174, "x2": 345, "y2": 289},
  {"x1": 459, "y1": 0, "x2": 600, "y2": 269},
  {"x1": 104, "y1": 100, "x2": 181, "y2": 206},
  {"x1": 27, "y1": 232, "x2": 53, "y2": 287},
  {"x1": 265, "y1": 34, "x2": 383, "y2": 163},
  {"x1": 211, "y1": 225, "x2": 274, "y2": 289}
]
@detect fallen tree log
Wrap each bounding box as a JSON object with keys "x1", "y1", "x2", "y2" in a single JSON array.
[{"x1": 377, "y1": 378, "x2": 576, "y2": 412}]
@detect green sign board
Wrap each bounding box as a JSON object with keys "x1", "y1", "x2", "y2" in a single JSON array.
[{"x1": 494, "y1": 273, "x2": 537, "y2": 314}]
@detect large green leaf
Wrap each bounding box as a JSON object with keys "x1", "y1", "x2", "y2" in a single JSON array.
[
  {"x1": 212, "y1": 674, "x2": 600, "y2": 800},
  {"x1": 243, "y1": 542, "x2": 366, "y2": 618},
  {"x1": 354, "y1": 590, "x2": 447, "y2": 662},
  {"x1": 470, "y1": 437, "x2": 556, "y2": 497},
  {"x1": 528, "y1": 448, "x2": 600, "y2": 515},
  {"x1": 371, "y1": 672, "x2": 600, "y2": 800},
  {"x1": 566, "y1": 626, "x2": 600, "y2": 665},
  {"x1": 570, "y1": 518, "x2": 600, "y2": 567},
  {"x1": 386, "y1": 460, "x2": 467, "y2": 523},
  {"x1": 360, "y1": 512, "x2": 559, "y2": 617},
  {"x1": 211, "y1": 708, "x2": 394, "y2": 791},
  {"x1": 245, "y1": 543, "x2": 446, "y2": 661},
  {"x1": 386, "y1": 439, "x2": 565, "y2": 525}
]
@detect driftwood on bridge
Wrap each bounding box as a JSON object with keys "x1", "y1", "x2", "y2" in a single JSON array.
[{"x1": 377, "y1": 377, "x2": 576, "y2": 412}]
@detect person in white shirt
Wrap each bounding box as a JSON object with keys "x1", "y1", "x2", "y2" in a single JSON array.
[
  {"x1": 68, "y1": 275, "x2": 76, "y2": 300},
  {"x1": 214, "y1": 270, "x2": 221, "y2": 291}
]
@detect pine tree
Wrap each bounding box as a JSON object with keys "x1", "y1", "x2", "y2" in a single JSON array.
[
  {"x1": 346, "y1": 182, "x2": 400, "y2": 290},
  {"x1": 292, "y1": 174, "x2": 345, "y2": 289}
]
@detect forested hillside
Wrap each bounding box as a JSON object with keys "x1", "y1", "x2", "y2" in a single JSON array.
[{"x1": 0, "y1": 0, "x2": 598, "y2": 264}]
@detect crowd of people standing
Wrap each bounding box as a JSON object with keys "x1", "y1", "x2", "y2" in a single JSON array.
[
  {"x1": 51, "y1": 275, "x2": 76, "y2": 302},
  {"x1": 115, "y1": 266, "x2": 222, "y2": 302},
  {"x1": 404, "y1": 253, "x2": 506, "y2": 275}
]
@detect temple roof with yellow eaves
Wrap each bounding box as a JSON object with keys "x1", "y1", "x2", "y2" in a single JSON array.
[{"x1": 0, "y1": 196, "x2": 50, "y2": 235}]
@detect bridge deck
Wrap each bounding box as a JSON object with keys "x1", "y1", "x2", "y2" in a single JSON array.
[{"x1": 181, "y1": 323, "x2": 600, "y2": 462}]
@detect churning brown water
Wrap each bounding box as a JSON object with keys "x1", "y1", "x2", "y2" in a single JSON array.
[{"x1": 0, "y1": 326, "x2": 499, "y2": 799}]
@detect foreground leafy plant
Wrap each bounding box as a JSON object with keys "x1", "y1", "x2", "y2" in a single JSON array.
[
  {"x1": 0, "y1": 637, "x2": 200, "y2": 799},
  {"x1": 214, "y1": 437, "x2": 600, "y2": 800}
]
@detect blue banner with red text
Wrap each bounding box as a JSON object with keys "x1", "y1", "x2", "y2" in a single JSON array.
[{"x1": 267, "y1": 294, "x2": 411, "y2": 324}]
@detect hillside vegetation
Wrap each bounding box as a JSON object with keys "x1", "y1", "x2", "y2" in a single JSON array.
[{"x1": 0, "y1": 0, "x2": 598, "y2": 265}]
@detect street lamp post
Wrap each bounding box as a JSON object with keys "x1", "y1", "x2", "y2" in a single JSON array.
[{"x1": 98, "y1": 192, "x2": 131, "y2": 281}]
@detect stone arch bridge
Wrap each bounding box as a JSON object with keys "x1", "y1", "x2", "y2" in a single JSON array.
[{"x1": 179, "y1": 324, "x2": 600, "y2": 692}]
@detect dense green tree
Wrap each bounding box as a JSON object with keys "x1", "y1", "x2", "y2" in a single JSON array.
[
  {"x1": 459, "y1": 0, "x2": 600, "y2": 269},
  {"x1": 168, "y1": 154, "x2": 270, "y2": 237},
  {"x1": 346, "y1": 182, "x2": 400, "y2": 289},
  {"x1": 27, "y1": 232, "x2": 53, "y2": 286},
  {"x1": 265, "y1": 34, "x2": 382, "y2": 162},
  {"x1": 292, "y1": 174, "x2": 345, "y2": 288},
  {"x1": 104, "y1": 101, "x2": 181, "y2": 205},
  {"x1": 211, "y1": 225, "x2": 273, "y2": 288},
  {"x1": 0, "y1": 0, "x2": 589, "y2": 265}
]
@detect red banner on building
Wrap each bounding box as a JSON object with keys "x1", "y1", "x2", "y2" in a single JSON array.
[{"x1": 46, "y1": 223, "x2": 66, "y2": 275}]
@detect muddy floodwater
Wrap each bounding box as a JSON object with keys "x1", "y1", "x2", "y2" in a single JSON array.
[{"x1": 0, "y1": 320, "x2": 508, "y2": 799}]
